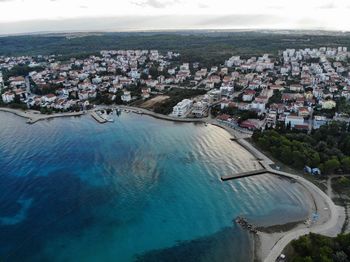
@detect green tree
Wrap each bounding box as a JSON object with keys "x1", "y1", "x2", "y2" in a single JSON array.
[
  {"x1": 280, "y1": 146, "x2": 293, "y2": 165},
  {"x1": 341, "y1": 157, "x2": 350, "y2": 172},
  {"x1": 333, "y1": 251, "x2": 348, "y2": 262},
  {"x1": 323, "y1": 159, "x2": 340, "y2": 174}
]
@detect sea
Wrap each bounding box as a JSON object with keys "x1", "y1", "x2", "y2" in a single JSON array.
[{"x1": 0, "y1": 111, "x2": 310, "y2": 262}]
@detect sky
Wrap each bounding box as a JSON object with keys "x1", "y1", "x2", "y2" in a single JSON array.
[{"x1": 0, "y1": 0, "x2": 349, "y2": 34}]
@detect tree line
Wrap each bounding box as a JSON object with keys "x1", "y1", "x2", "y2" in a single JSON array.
[
  {"x1": 252, "y1": 122, "x2": 350, "y2": 174},
  {"x1": 289, "y1": 232, "x2": 350, "y2": 262}
]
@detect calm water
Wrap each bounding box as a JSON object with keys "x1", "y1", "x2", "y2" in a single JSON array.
[{"x1": 0, "y1": 112, "x2": 310, "y2": 262}]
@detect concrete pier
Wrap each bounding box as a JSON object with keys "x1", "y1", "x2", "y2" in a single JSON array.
[
  {"x1": 221, "y1": 169, "x2": 267, "y2": 181},
  {"x1": 91, "y1": 111, "x2": 107, "y2": 123},
  {"x1": 221, "y1": 167, "x2": 297, "y2": 181}
]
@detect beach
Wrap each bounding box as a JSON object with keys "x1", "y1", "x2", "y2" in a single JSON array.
[{"x1": 232, "y1": 134, "x2": 346, "y2": 262}]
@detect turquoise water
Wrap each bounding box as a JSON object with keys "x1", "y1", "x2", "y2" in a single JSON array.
[{"x1": 0, "y1": 112, "x2": 310, "y2": 261}]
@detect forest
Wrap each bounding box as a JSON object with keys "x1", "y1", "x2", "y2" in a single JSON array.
[
  {"x1": 288, "y1": 233, "x2": 350, "y2": 262},
  {"x1": 1, "y1": 31, "x2": 350, "y2": 67},
  {"x1": 252, "y1": 122, "x2": 350, "y2": 174}
]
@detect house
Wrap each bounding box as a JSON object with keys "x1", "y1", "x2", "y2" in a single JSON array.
[
  {"x1": 206, "y1": 81, "x2": 215, "y2": 89},
  {"x1": 251, "y1": 101, "x2": 265, "y2": 112},
  {"x1": 321, "y1": 100, "x2": 336, "y2": 109},
  {"x1": 208, "y1": 89, "x2": 221, "y2": 101},
  {"x1": 298, "y1": 107, "x2": 310, "y2": 117},
  {"x1": 217, "y1": 114, "x2": 231, "y2": 121},
  {"x1": 78, "y1": 91, "x2": 89, "y2": 100},
  {"x1": 192, "y1": 101, "x2": 208, "y2": 117},
  {"x1": 88, "y1": 90, "x2": 97, "y2": 99},
  {"x1": 240, "y1": 119, "x2": 261, "y2": 130},
  {"x1": 1, "y1": 92, "x2": 15, "y2": 103},
  {"x1": 155, "y1": 84, "x2": 165, "y2": 91},
  {"x1": 9, "y1": 76, "x2": 25, "y2": 87},
  {"x1": 109, "y1": 86, "x2": 119, "y2": 94},
  {"x1": 285, "y1": 115, "x2": 305, "y2": 128},
  {"x1": 141, "y1": 88, "x2": 151, "y2": 99},
  {"x1": 266, "y1": 113, "x2": 277, "y2": 127},
  {"x1": 172, "y1": 99, "x2": 193, "y2": 117},
  {"x1": 242, "y1": 90, "x2": 256, "y2": 102},
  {"x1": 269, "y1": 103, "x2": 285, "y2": 114},
  {"x1": 313, "y1": 116, "x2": 330, "y2": 129},
  {"x1": 290, "y1": 84, "x2": 304, "y2": 92},
  {"x1": 121, "y1": 91, "x2": 132, "y2": 102},
  {"x1": 42, "y1": 94, "x2": 57, "y2": 103},
  {"x1": 220, "y1": 85, "x2": 234, "y2": 98}
]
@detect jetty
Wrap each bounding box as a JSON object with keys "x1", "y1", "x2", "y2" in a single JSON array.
[
  {"x1": 221, "y1": 167, "x2": 297, "y2": 181},
  {"x1": 221, "y1": 169, "x2": 267, "y2": 181},
  {"x1": 0, "y1": 107, "x2": 85, "y2": 124},
  {"x1": 90, "y1": 111, "x2": 108, "y2": 123},
  {"x1": 234, "y1": 216, "x2": 258, "y2": 234}
]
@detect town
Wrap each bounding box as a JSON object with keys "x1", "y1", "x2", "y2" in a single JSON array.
[{"x1": 1, "y1": 46, "x2": 350, "y2": 132}]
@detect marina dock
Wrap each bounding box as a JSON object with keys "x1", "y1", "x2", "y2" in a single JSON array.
[{"x1": 91, "y1": 111, "x2": 107, "y2": 123}]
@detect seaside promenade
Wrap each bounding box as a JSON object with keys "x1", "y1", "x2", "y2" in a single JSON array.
[{"x1": 0, "y1": 107, "x2": 84, "y2": 123}]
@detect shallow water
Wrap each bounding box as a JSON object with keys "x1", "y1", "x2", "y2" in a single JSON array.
[{"x1": 0, "y1": 112, "x2": 310, "y2": 261}]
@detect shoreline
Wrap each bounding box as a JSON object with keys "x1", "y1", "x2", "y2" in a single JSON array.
[
  {"x1": 114, "y1": 105, "x2": 207, "y2": 123},
  {"x1": 231, "y1": 136, "x2": 345, "y2": 261},
  {"x1": 0, "y1": 105, "x2": 207, "y2": 124},
  {"x1": 0, "y1": 107, "x2": 85, "y2": 123},
  {"x1": 1, "y1": 105, "x2": 345, "y2": 261}
]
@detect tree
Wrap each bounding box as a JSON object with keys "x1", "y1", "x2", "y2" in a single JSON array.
[
  {"x1": 333, "y1": 251, "x2": 348, "y2": 262},
  {"x1": 323, "y1": 159, "x2": 340, "y2": 174},
  {"x1": 341, "y1": 157, "x2": 350, "y2": 172},
  {"x1": 309, "y1": 152, "x2": 321, "y2": 167},
  {"x1": 281, "y1": 146, "x2": 293, "y2": 165},
  {"x1": 292, "y1": 235, "x2": 312, "y2": 256}
]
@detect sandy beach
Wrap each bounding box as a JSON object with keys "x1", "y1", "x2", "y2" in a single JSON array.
[{"x1": 231, "y1": 134, "x2": 346, "y2": 262}]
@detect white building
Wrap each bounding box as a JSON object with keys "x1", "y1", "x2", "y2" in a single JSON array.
[
  {"x1": 220, "y1": 85, "x2": 234, "y2": 98},
  {"x1": 78, "y1": 91, "x2": 89, "y2": 101},
  {"x1": 121, "y1": 91, "x2": 132, "y2": 102},
  {"x1": 192, "y1": 101, "x2": 208, "y2": 117},
  {"x1": 0, "y1": 72, "x2": 4, "y2": 90},
  {"x1": 321, "y1": 100, "x2": 336, "y2": 109},
  {"x1": 285, "y1": 115, "x2": 305, "y2": 128},
  {"x1": 251, "y1": 101, "x2": 265, "y2": 112},
  {"x1": 172, "y1": 99, "x2": 193, "y2": 117},
  {"x1": 1, "y1": 92, "x2": 15, "y2": 103},
  {"x1": 42, "y1": 94, "x2": 57, "y2": 103}
]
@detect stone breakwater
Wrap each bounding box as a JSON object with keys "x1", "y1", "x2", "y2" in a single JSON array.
[{"x1": 0, "y1": 107, "x2": 84, "y2": 124}]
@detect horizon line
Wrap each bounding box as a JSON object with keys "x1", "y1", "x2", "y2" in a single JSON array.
[{"x1": 1, "y1": 28, "x2": 350, "y2": 38}]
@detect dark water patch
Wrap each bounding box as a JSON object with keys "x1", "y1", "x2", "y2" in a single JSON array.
[
  {"x1": 0, "y1": 170, "x2": 119, "y2": 261},
  {"x1": 135, "y1": 226, "x2": 253, "y2": 262}
]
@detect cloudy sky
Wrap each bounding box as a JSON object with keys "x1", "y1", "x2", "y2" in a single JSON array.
[{"x1": 0, "y1": 0, "x2": 349, "y2": 34}]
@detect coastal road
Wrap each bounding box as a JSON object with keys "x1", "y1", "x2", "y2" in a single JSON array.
[
  {"x1": 219, "y1": 126, "x2": 345, "y2": 262},
  {"x1": 260, "y1": 173, "x2": 343, "y2": 261},
  {"x1": 263, "y1": 170, "x2": 343, "y2": 262}
]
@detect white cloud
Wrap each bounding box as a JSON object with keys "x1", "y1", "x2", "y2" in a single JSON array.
[{"x1": 0, "y1": 0, "x2": 349, "y2": 33}]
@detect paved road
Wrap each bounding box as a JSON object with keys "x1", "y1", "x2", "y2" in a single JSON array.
[
  {"x1": 0, "y1": 107, "x2": 85, "y2": 123},
  {"x1": 264, "y1": 169, "x2": 342, "y2": 262}
]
